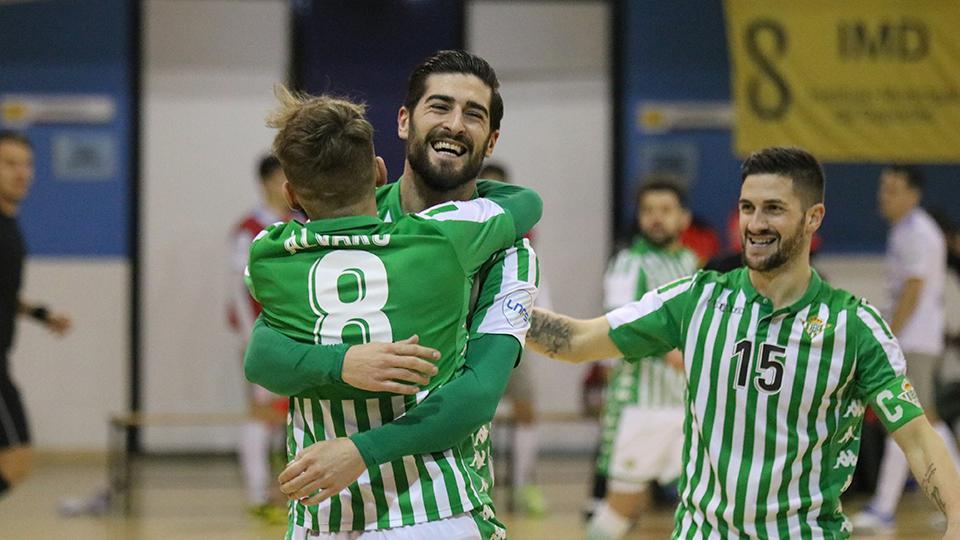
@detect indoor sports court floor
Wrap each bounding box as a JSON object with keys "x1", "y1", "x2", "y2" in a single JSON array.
[{"x1": 0, "y1": 453, "x2": 944, "y2": 539}]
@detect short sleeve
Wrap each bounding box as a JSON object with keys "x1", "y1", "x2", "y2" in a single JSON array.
[
  {"x1": 898, "y1": 234, "x2": 934, "y2": 280},
  {"x1": 606, "y1": 275, "x2": 693, "y2": 360},
  {"x1": 852, "y1": 300, "x2": 925, "y2": 432},
  {"x1": 468, "y1": 239, "x2": 540, "y2": 346}
]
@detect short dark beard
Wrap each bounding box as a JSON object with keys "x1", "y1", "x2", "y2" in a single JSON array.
[
  {"x1": 640, "y1": 230, "x2": 677, "y2": 249},
  {"x1": 743, "y1": 217, "x2": 806, "y2": 272},
  {"x1": 406, "y1": 118, "x2": 488, "y2": 192}
]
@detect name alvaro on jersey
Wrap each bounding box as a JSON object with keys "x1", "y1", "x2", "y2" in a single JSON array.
[{"x1": 277, "y1": 228, "x2": 393, "y2": 254}]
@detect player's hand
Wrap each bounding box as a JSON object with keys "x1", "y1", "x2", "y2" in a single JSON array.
[
  {"x1": 665, "y1": 349, "x2": 684, "y2": 372},
  {"x1": 278, "y1": 438, "x2": 365, "y2": 506},
  {"x1": 45, "y1": 312, "x2": 72, "y2": 336},
  {"x1": 341, "y1": 336, "x2": 440, "y2": 395}
]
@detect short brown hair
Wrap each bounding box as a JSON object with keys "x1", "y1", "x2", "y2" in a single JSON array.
[
  {"x1": 267, "y1": 86, "x2": 375, "y2": 209},
  {"x1": 741, "y1": 146, "x2": 825, "y2": 209},
  {"x1": 404, "y1": 50, "x2": 503, "y2": 131},
  {"x1": 0, "y1": 130, "x2": 32, "y2": 150}
]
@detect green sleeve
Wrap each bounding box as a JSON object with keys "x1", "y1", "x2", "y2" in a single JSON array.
[
  {"x1": 475, "y1": 179, "x2": 543, "y2": 237},
  {"x1": 852, "y1": 301, "x2": 925, "y2": 432},
  {"x1": 606, "y1": 275, "x2": 693, "y2": 361},
  {"x1": 467, "y1": 240, "x2": 538, "y2": 355},
  {"x1": 419, "y1": 200, "x2": 517, "y2": 274},
  {"x1": 348, "y1": 334, "x2": 517, "y2": 467},
  {"x1": 243, "y1": 317, "x2": 350, "y2": 396}
]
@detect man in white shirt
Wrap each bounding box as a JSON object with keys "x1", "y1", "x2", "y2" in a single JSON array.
[{"x1": 854, "y1": 165, "x2": 960, "y2": 533}]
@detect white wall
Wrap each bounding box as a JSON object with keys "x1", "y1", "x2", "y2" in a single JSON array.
[
  {"x1": 141, "y1": 0, "x2": 288, "y2": 451},
  {"x1": 815, "y1": 255, "x2": 960, "y2": 331},
  {"x1": 11, "y1": 259, "x2": 127, "y2": 450},
  {"x1": 469, "y1": 1, "x2": 612, "y2": 451}
]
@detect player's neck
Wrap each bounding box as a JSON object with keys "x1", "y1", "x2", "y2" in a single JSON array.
[
  {"x1": 888, "y1": 204, "x2": 917, "y2": 225},
  {"x1": 748, "y1": 255, "x2": 812, "y2": 310},
  {"x1": 398, "y1": 162, "x2": 476, "y2": 213},
  {"x1": 304, "y1": 196, "x2": 378, "y2": 221},
  {"x1": 265, "y1": 199, "x2": 289, "y2": 220}
]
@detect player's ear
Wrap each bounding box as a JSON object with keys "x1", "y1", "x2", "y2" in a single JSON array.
[
  {"x1": 484, "y1": 129, "x2": 500, "y2": 157},
  {"x1": 806, "y1": 203, "x2": 825, "y2": 232},
  {"x1": 397, "y1": 106, "x2": 410, "y2": 141},
  {"x1": 374, "y1": 156, "x2": 387, "y2": 188},
  {"x1": 282, "y1": 181, "x2": 303, "y2": 211}
]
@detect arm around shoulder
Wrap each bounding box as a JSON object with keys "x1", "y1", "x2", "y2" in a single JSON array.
[
  {"x1": 475, "y1": 179, "x2": 542, "y2": 237},
  {"x1": 243, "y1": 317, "x2": 348, "y2": 396},
  {"x1": 526, "y1": 308, "x2": 620, "y2": 363}
]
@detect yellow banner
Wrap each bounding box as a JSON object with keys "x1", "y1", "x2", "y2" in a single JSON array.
[{"x1": 725, "y1": 0, "x2": 960, "y2": 161}]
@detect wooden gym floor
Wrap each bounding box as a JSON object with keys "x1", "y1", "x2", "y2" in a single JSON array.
[{"x1": 0, "y1": 453, "x2": 944, "y2": 539}]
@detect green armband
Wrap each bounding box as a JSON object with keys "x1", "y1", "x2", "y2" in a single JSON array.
[{"x1": 869, "y1": 375, "x2": 925, "y2": 433}]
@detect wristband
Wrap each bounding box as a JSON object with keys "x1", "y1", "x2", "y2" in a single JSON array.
[{"x1": 30, "y1": 306, "x2": 50, "y2": 322}]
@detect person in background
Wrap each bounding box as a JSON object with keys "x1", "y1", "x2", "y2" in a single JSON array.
[
  {"x1": 479, "y1": 162, "x2": 550, "y2": 517},
  {"x1": 586, "y1": 179, "x2": 698, "y2": 540},
  {"x1": 853, "y1": 165, "x2": 960, "y2": 533},
  {"x1": 227, "y1": 154, "x2": 298, "y2": 523},
  {"x1": 0, "y1": 130, "x2": 72, "y2": 498}
]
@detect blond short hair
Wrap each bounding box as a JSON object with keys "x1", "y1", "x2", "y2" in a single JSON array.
[{"x1": 267, "y1": 85, "x2": 375, "y2": 209}]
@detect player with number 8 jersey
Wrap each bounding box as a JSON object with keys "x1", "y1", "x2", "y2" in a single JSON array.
[{"x1": 247, "y1": 185, "x2": 539, "y2": 534}]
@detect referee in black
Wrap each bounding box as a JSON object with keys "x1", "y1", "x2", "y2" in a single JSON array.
[{"x1": 0, "y1": 130, "x2": 71, "y2": 497}]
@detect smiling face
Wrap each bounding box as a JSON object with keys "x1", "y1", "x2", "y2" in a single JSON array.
[
  {"x1": 739, "y1": 173, "x2": 823, "y2": 272},
  {"x1": 398, "y1": 73, "x2": 499, "y2": 191},
  {"x1": 637, "y1": 189, "x2": 689, "y2": 248}
]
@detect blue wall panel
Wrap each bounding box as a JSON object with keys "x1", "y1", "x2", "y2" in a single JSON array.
[
  {"x1": 0, "y1": 0, "x2": 133, "y2": 257},
  {"x1": 295, "y1": 0, "x2": 463, "y2": 179}
]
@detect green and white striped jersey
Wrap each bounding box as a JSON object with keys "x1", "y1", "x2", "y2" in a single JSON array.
[
  {"x1": 597, "y1": 238, "x2": 699, "y2": 474},
  {"x1": 605, "y1": 268, "x2": 924, "y2": 539},
  {"x1": 247, "y1": 200, "x2": 518, "y2": 534},
  {"x1": 378, "y1": 181, "x2": 540, "y2": 504}
]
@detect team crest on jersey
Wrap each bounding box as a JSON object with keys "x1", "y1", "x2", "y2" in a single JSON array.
[
  {"x1": 804, "y1": 315, "x2": 829, "y2": 339},
  {"x1": 898, "y1": 380, "x2": 922, "y2": 408}
]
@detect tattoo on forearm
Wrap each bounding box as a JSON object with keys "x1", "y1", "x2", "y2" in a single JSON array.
[
  {"x1": 921, "y1": 463, "x2": 947, "y2": 514},
  {"x1": 528, "y1": 312, "x2": 573, "y2": 356}
]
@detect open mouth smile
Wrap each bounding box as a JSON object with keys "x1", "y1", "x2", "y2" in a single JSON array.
[
  {"x1": 430, "y1": 139, "x2": 468, "y2": 157},
  {"x1": 746, "y1": 235, "x2": 777, "y2": 247}
]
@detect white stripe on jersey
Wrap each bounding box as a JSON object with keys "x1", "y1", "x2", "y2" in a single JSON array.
[
  {"x1": 807, "y1": 310, "x2": 850, "y2": 527},
  {"x1": 475, "y1": 239, "x2": 538, "y2": 344},
  {"x1": 603, "y1": 252, "x2": 642, "y2": 310},
  {"x1": 417, "y1": 199, "x2": 505, "y2": 223},
  {"x1": 856, "y1": 305, "x2": 906, "y2": 374},
  {"x1": 784, "y1": 303, "x2": 830, "y2": 535},
  {"x1": 680, "y1": 284, "x2": 719, "y2": 534},
  {"x1": 606, "y1": 277, "x2": 693, "y2": 330},
  {"x1": 753, "y1": 309, "x2": 805, "y2": 537}
]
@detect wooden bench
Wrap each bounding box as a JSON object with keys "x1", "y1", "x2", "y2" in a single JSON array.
[
  {"x1": 107, "y1": 412, "x2": 248, "y2": 514},
  {"x1": 106, "y1": 410, "x2": 596, "y2": 515}
]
